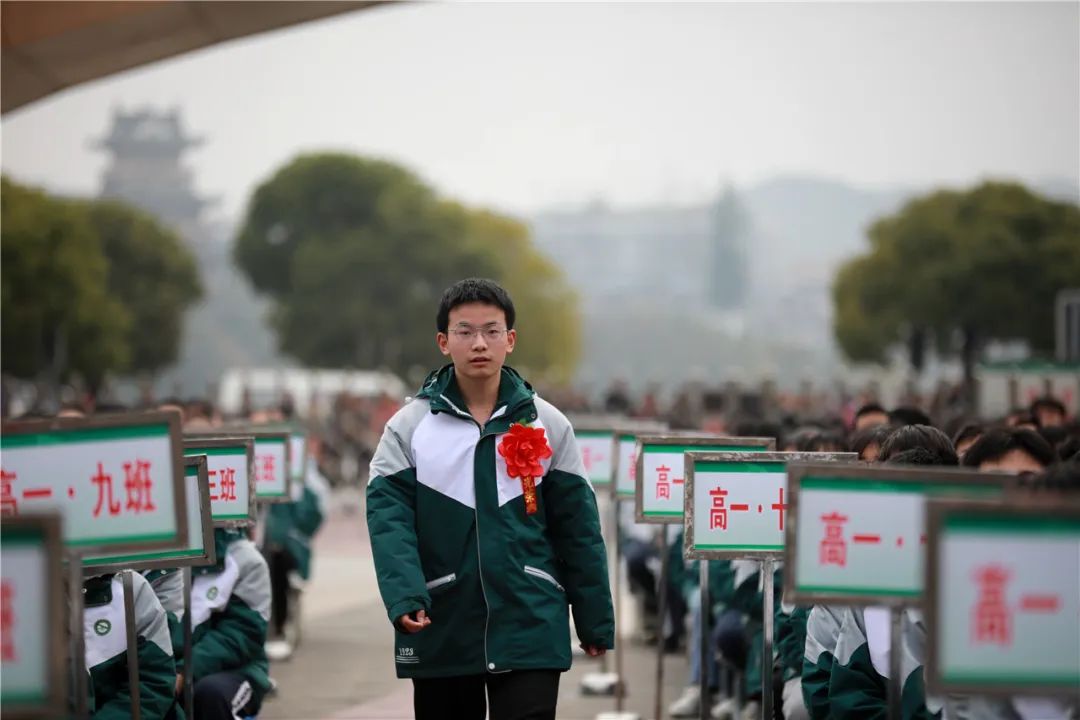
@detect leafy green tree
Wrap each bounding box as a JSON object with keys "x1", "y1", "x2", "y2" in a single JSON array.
[
  {"x1": 1, "y1": 177, "x2": 130, "y2": 392},
  {"x1": 234, "y1": 153, "x2": 581, "y2": 381},
  {"x1": 80, "y1": 199, "x2": 203, "y2": 375},
  {"x1": 833, "y1": 181, "x2": 1080, "y2": 398}
]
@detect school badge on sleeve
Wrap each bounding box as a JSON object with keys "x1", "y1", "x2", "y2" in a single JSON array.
[{"x1": 497, "y1": 423, "x2": 553, "y2": 515}]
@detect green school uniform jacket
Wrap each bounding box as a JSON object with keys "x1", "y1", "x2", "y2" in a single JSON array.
[
  {"x1": 84, "y1": 573, "x2": 176, "y2": 720},
  {"x1": 828, "y1": 607, "x2": 941, "y2": 720},
  {"x1": 263, "y1": 460, "x2": 328, "y2": 580},
  {"x1": 189, "y1": 530, "x2": 272, "y2": 694},
  {"x1": 802, "y1": 604, "x2": 846, "y2": 720},
  {"x1": 367, "y1": 365, "x2": 615, "y2": 678}
]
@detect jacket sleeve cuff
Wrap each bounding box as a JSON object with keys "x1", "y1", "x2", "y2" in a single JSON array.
[{"x1": 387, "y1": 597, "x2": 427, "y2": 628}]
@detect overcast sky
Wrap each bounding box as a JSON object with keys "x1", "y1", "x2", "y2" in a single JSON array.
[{"x1": 2, "y1": 1, "x2": 1077, "y2": 221}]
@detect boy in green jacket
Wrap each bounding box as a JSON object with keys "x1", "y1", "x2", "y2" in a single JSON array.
[
  {"x1": 84, "y1": 572, "x2": 176, "y2": 720},
  {"x1": 367, "y1": 278, "x2": 615, "y2": 720}
]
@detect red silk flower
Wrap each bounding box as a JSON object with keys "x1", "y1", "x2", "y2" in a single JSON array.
[{"x1": 498, "y1": 423, "x2": 553, "y2": 479}]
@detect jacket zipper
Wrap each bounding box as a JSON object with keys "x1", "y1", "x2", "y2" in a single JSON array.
[
  {"x1": 424, "y1": 573, "x2": 456, "y2": 590},
  {"x1": 523, "y1": 565, "x2": 564, "y2": 592},
  {"x1": 439, "y1": 393, "x2": 532, "y2": 674}
]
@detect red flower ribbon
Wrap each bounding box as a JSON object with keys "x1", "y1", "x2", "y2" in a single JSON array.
[{"x1": 497, "y1": 423, "x2": 553, "y2": 515}]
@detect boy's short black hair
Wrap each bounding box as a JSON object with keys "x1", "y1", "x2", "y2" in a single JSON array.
[
  {"x1": 952, "y1": 422, "x2": 984, "y2": 449},
  {"x1": 855, "y1": 402, "x2": 887, "y2": 419},
  {"x1": 878, "y1": 424, "x2": 958, "y2": 466},
  {"x1": 960, "y1": 428, "x2": 1056, "y2": 469},
  {"x1": 849, "y1": 424, "x2": 894, "y2": 457},
  {"x1": 888, "y1": 406, "x2": 932, "y2": 427},
  {"x1": 1022, "y1": 461, "x2": 1080, "y2": 494},
  {"x1": 1058, "y1": 435, "x2": 1080, "y2": 463},
  {"x1": 1029, "y1": 395, "x2": 1067, "y2": 418},
  {"x1": 884, "y1": 447, "x2": 957, "y2": 467},
  {"x1": 436, "y1": 278, "x2": 516, "y2": 334}
]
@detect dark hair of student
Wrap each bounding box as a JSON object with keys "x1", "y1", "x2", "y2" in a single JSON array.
[
  {"x1": 1055, "y1": 435, "x2": 1080, "y2": 463},
  {"x1": 878, "y1": 425, "x2": 959, "y2": 466},
  {"x1": 854, "y1": 402, "x2": 887, "y2": 420},
  {"x1": 959, "y1": 428, "x2": 1056, "y2": 469},
  {"x1": 884, "y1": 446, "x2": 959, "y2": 467},
  {"x1": 1029, "y1": 395, "x2": 1067, "y2": 419},
  {"x1": 732, "y1": 419, "x2": 783, "y2": 449},
  {"x1": 849, "y1": 425, "x2": 894, "y2": 459},
  {"x1": 94, "y1": 402, "x2": 130, "y2": 415},
  {"x1": 1021, "y1": 461, "x2": 1080, "y2": 494},
  {"x1": 952, "y1": 423, "x2": 985, "y2": 449},
  {"x1": 436, "y1": 278, "x2": 516, "y2": 334},
  {"x1": 888, "y1": 406, "x2": 933, "y2": 427},
  {"x1": 1038, "y1": 425, "x2": 1069, "y2": 451}
]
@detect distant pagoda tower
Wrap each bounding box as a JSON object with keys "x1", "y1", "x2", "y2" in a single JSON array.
[{"x1": 93, "y1": 107, "x2": 215, "y2": 240}]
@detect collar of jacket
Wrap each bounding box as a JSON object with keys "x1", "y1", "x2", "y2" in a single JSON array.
[
  {"x1": 193, "y1": 528, "x2": 244, "y2": 576},
  {"x1": 416, "y1": 363, "x2": 538, "y2": 433}
]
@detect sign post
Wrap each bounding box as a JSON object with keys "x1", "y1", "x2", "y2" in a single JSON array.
[
  {"x1": 0, "y1": 515, "x2": 66, "y2": 720},
  {"x1": 785, "y1": 463, "x2": 1016, "y2": 720},
  {"x1": 635, "y1": 436, "x2": 775, "y2": 720},
  {"x1": 685, "y1": 451, "x2": 854, "y2": 720},
  {"x1": 924, "y1": 498, "x2": 1080, "y2": 699}
]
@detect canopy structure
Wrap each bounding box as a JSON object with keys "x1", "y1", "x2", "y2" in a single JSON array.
[{"x1": 1, "y1": 1, "x2": 383, "y2": 114}]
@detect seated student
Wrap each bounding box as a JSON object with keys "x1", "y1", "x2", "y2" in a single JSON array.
[
  {"x1": 959, "y1": 427, "x2": 1055, "y2": 474},
  {"x1": 142, "y1": 568, "x2": 185, "y2": 713},
  {"x1": 262, "y1": 437, "x2": 330, "y2": 661},
  {"x1": 775, "y1": 603, "x2": 809, "y2": 720},
  {"x1": 827, "y1": 440, "x2": 957, "y2": 720},
  {"x1": 84, "y1": 572, "x2": 176, "y2": 720},
  {"x1": 184, "y1": 528, "x2": 272, "y2": 720},
  {"x1": 1029, "y1": 395, "x2": 1068, "y2": 428}
]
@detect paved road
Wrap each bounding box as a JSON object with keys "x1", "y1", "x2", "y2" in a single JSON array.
[{"x1": 260, "y1": 488, "x2": 690, "y2": 720}]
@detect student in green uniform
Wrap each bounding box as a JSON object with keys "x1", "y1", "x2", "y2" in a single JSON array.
[
  {"x1": 366, "y1": 278, "x2": 614, "y2": 720},
  {"x1": 182, "y1": 528, "x2": 272, "y2": 720},
  {"x1": 84, "y1": 572, "x2": 176, "y2": 720}
]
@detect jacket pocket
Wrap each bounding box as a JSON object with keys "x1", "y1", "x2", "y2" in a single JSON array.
[
  {"x1": 523, "y1": 565, "x2": 564, "y2": 593},
  {"x1": 425, "y1": 573, "x2": 456, "y2": 591}
]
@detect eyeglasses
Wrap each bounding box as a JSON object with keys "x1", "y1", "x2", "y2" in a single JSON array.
[{"x1": 448, "y1": 325, "x2": 508, "y2": 342}]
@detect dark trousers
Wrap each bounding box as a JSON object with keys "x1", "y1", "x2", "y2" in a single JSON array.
[
  {"x1": 264, "y1": 547, "x2": 296, "y2": 636},
  {"x1": 193, "y1": 671, "x2": 264, "y2": 720},
  {"x1": 413, "y1": 670, "x2": 561, "y2": 720}
]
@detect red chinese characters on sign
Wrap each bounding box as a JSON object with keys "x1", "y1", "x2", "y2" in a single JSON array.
[
  {"x1": 819, "y1": 512, "x2": 849, "y2": 567},
  {"x1": 1, "y1": 580, "x2": 14, "y2": 661},
  {"x1": 656, "y1": 465, "x2": 672, "y2": 500},
  {"x1": 91, "y1": 463, "x2": 121, "y2": 518},
  {"x1": 709, "y1": 487, "x2": 728, "y2": 530},
  {"x1": 209, "y1": 468, "x2": 238, "y2": 503},
  {"x1": 123, "y1": 460, "x2": 155, "y2": 513},
  {"x1": 972, "y1": 564, "x2": 1012, "y2": 646},
  {"x1": 258, "y1": 455, "x2": 276, "y2": 486},
  {"x1": 771, "y1": 488, "x2": 788, "y2": 531},
  {"x1": 1, "y1": 470, "x2": 17, "y2": 517}
]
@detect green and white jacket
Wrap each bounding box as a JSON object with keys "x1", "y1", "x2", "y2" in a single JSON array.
[
  {"x1": 828, "y1": 606, "x2": 940, "y2": 720},
  {"x1": 802, "y1": 604, "x2": 846, "y2": 720},
  {"x1": 84, "y1": 573, "x2": 176, "y2": 720},
  {"x1": 188, "y1": 530, "x2": 272, "y2": 693},
  {"x1": 367, "y1": 365, "x2": 615, "y2": 678}
]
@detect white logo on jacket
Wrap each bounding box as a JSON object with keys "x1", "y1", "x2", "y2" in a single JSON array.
[{"x1": 191, "y1": 553, "x2": 240, "y2": 628}]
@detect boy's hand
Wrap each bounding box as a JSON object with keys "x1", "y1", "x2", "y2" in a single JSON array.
[
  {"x1": 398, "y1": 609, "x2": 432, "y2": 633},
  {"x1": 175, "y1": 673, "x2": 184, "y2": 696},
  {"x1": 582, "y1": 645, "x2": 606, "y2": 657}
]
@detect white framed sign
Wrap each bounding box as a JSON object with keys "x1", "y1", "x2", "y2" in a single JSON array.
[
  {"x1": 785, "y1": 463, "x2": 1014, "y2": 606},
  {"x1": 0, "y1": 515, "x2": 66, "y2": 719},
  {"x1": 250, "y1": 432, "x2": 291, "y2": 503},
  {"x1": 635, "y1": 436, "x2": 775, "y2": 524},
  {"x1": 0, "y1": 413, "x2": 186, "y2": 555},
  {"x1": 685, "y1": 451, "x2": 855, "y2": 560},
  {"x1": 574, "y1": 430, "x2": 615, "y2": 488},
  {"x1": 82, "y1": 455, "x2": 216, "y2": 573},
  {"x1": 925, "y1": 499, "x2": 1080, "y2": 698},
  {"x1": 183, "y1": 437, "x2": 256, "y2": 526}
]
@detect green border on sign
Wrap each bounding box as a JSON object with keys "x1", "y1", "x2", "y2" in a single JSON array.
[
  {"x1": 695, "y1": 543, "x2": 784, "y2": 551},
  {"x1": 1, "y1": 424, "x2": 169, "y2": 448},
  {"x1": 940, "y1": 671, "x2": 1079, "y2": 686},
  {"x1": 185, "y1": 447, "x2": 247, "y2": 457},
  {"x1": 695, "y1": 460, "x2": 785, "y2": 474},
  {"x1": 644, "y1": 444, "x2": 753, "y2": 455},
  {"x1": 643, "y1": 510, "x2": 683, "y2": 517},
  {"x1": 801, "y1": 476, "x2": 1001, "y2": 497},
  {"x1": 576, "y1": 430, "x2": 614, "y2": 439},
  {"x1": 84, "y1": 547, "x2": 205, "y2": 565},
  {"x1": 1, "y1": 528, "x2": 46, "y2": 545},
  {"x1": 65, "y1": 532, "x2": 177, "y2": 547},
  {"x1": 796, "y1": 584, "x2": 921, "y2": 597},
  {"x1": 943, "y1": 516, "x2": 1080, "y2": 535}
]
